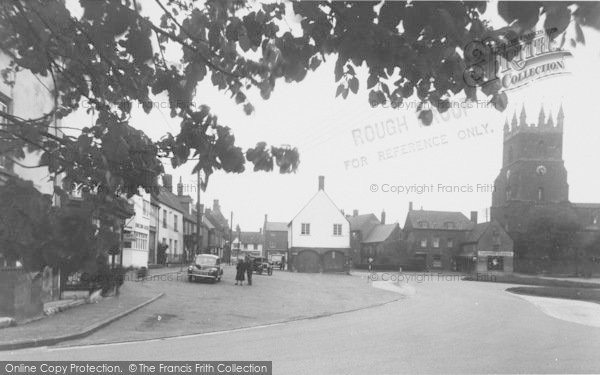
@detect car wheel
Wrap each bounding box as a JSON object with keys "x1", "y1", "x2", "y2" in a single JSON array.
[
  {"x1": 210, "y1": 278, "x2": 216, "y2": 284},
  {"x1": 268, "y1": 269, "x2": 273, "y2": 276}
]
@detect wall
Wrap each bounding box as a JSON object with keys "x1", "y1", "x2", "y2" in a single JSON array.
[
  {"x1": 288, "y1": 191, "x2": 350, "y2": 249},
  {"x1": 122, "y1": 191, "x2": 151, "y2": 268}
]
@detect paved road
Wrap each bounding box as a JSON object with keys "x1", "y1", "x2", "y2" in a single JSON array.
[{"x1": 2, "y1": 275, "x2": 600, "y2": 374}]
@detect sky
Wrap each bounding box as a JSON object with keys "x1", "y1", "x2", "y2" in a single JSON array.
[{"x1": 63, "y1": 1, "x2": 600, "y2": 232}]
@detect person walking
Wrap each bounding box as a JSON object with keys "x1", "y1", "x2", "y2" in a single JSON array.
[
  {"x1": 235, "y1": 257, "x2": 245, "y2": 286},
  {"x1": 245, "y1": 256, "x2": 253, "y2": 286},
  {"x1": 280, "y1": 256, "x2": 285, "y2": 271}
]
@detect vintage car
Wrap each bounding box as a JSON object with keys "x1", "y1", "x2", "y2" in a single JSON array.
[
  {"x1": 252, "y1": 257, "x2": 273, "y2": 276},
  {"x1": 188, "y1": 254, "x2": 223, "y2": 283}
]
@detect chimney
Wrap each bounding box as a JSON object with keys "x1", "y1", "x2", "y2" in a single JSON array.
[
  {"x1": 470, "y1": 211, "x2": 478, "y2": 224},
  {"x1": 353, "y1": 209, "x2": 358, "y2": 217},
  {"x1": 259, "y1": 228, "x2": 262, "y2": 234},
  {"x1": 198, "y1": 203, "x2": 204, "y2": 215},
  {"x1": 318, "y1": 175, "x2": 325, "y2": 191},
  {"x1": 213, "y1": 199, "x2": 220, "y2": 212},
  {"x1": 381, "y1": 210, "x2": 386, "y2": 225},
  {"x1": 177, "y1": 176, "x2": 183, "y2": 196},
  {"x1": 408, "y1": 201, "x2": 413, "y2": 212},
  {"x1": 162, "y1": 174, "x2": 173, "y2": 192}
]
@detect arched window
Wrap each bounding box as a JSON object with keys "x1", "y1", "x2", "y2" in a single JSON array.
[
  {"x1": 538, "y1": 187, "x2": 544, "y2": 201},
  {"x1": 506, "y1": 186, "x2": 512, "y2": 201},
  {"x1": 537, "y1": 140, "x2": 546, "y2": 158},
  {"x1": 508, "y1": 147, "x2": 514, "y2": 164}
]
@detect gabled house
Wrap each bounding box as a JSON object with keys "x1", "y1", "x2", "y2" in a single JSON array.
[
  {"x1": 232, "y1": 230, "x2": 264, "y2": 258},
  {"x1": 288, "y1": 176, "x2": 351, "y2": 272},
  {"x1": 403, "y1": 202, "x2": 475, "y2": 270},
  {"x1": 122, "y1": 189, "x2": 151, "y2": 268},
  {"x1": 204, "y1": 199, "x2": 229, "y2": 258},
  {"x1": 263, "y1": 215, "x2": 288, "y2": 261},
  {"x1": 348, "y1": 211, "x2": 402, "y2": 267},
  {"x1": 459, "y1": 220, "x2": 514, "y2": 273}
]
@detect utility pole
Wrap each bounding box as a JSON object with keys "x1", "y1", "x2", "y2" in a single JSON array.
[
  {"x1": 196, "y1": 169, "x2": 201, "y2": 256},
  {"x1": 229, "y1": 211, "x2": 234, "y2": 264}
]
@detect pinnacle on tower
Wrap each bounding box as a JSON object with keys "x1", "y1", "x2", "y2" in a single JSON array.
[
  {"x1": 519, "y1": 106, "x2": 527, "y2": 127},
  {"x1": 511, "y1": 112, "x2": 518, "y2": 128},
  {"x1": 504, "y1": 118, "x2": 509, "y2": 133},
  {"x1": 538, "y1": 107, "x2": 545, "y2": 127},
  {"x1": 546, "y1": 111, "x2": 554, "y2": 127},
  {"x1": 557, "y1": 104, "x2": 564, "y2": 128}
]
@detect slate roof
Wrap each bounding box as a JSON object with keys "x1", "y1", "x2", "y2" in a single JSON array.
[
  {"x1": 363, "y1": 224, "x2": 398, "y2": 244},
  {"x1": 465, "y1": 222, "x2": 492, "y2": 243},
  {"x1": 152, "y1": 187, "x2": 185, "y2": 213},
  {"x1": 239, "y1": 231, "x2": 264, "y2": 244},
  {"x1": 348, "y1": 214, "x2": 380, "y2": 235},
  {"x1": 406, "y1": 210, "x2": 474, "y2": 231},
  {"x1": 265, "y1": 222, "x2": 288, "y2": 232}
]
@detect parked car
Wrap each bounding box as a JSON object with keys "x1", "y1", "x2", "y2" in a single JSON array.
[
  {"x1": 270, "y1": 254, "x2": 283, "y2": 267},
  {"x1": 188, "y1": 254, "x2": 223, "y2": 283},
  {"x1": 252, "y1": 257, "x2": 273, "y2": 276}
]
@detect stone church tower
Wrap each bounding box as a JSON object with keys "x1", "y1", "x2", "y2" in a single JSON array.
[{"x1": 491, "y1": 105, "x2": 570, "y2": 233}]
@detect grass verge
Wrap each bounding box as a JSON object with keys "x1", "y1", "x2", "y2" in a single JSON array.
[
  {"x1": 507, "y1": 286, "x2": 600, "y2": 304},
  {"x1": 463, "y1": 273, "x2": 600, "y2": 289}
]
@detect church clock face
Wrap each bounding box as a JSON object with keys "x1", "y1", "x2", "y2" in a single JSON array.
[{"x1": 536, "y1": 165, "x2": 547, "y2": 175}]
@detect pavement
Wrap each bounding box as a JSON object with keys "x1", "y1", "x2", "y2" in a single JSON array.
[{"x1": 3, "y1": 275, "x2": 599, "y2": 374}]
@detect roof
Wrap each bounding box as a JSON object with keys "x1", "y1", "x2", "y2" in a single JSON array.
[
  {"x1": 572, "y1": 203, "x2": 600, "y2": 209},
  {"x1": 406, "y1": 210, "x2": 474, "y2": 231},
  {"x1": 265, "y1": 222, "x2": 288, "y2": 232},
  {"x1": 363, "y1": 224, "x2": 398, "y2": 243},
  {"x1": 238, "y1": 231, "x2": 264, "y2": 244},
  {"x1": 348, "y1": 214, "x2": 380, "y2": 233},
  {"x1": 152, "y1": 187, "x2": 185, "y2": 213},
  {"x1": 288, "y1": 189, "x2": 349, "y2": 226},
  {"x1": 465, "y1": 222, "x2": 491, "y2": 243},
  {"x1": 205, "y1": 209, "x2": 229, "y2": 231}
]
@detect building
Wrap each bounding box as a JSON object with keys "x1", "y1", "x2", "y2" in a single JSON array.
[
  {"x1": 459, "y1": 220, "x2": 514, "y2": 273},
  {"x1": 491, "y1": 106, "x2": 600, "y2": 273},
  {"x1": 122, "y1": 189, "x2": 151, "y2": 268},
  {"x1": 263, "y1": 215, "x2": 288, "y2": 261},
  {"x1": 152, "y1": 175, "x2": 185, "y2": 264},
  {"x1": 348, "y1": 210, "x2": 402, "y2": 268},
  {"x1": 287, "y1": 176, "x2": 351, "y2": 272},
  {"x1": 148, "y1": 200, "x2": 160, "y2": 265},
  {"x1": 204, "y1": 199, "x2": 229, "y2": 258},
  {"x1": 232, "y1": 231, "x2": 264, "y2": 258},
  {"x1": 403, "y1": 203, "x2": 475, "y2": 270},
  {"x1": 0, "y1": 51, "x2": 64, "y2": 267}
]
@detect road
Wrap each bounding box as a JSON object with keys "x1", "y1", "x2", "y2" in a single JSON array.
[{"x1": 2, "y1": 274, "x2": 600, "y2": 374}]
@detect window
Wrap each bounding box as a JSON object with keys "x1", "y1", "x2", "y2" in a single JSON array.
[
  {"x1": 432, "y1": 237, "x2": 440, "y2": 248},
  {"x1": 269, "y1": 241, "x2": 276, "y2": 249},
  {"x1": 243, "y1": 243, "x2": 248, "y2": 250},
  {"x1": 162, "y1": 237, "x2": 166, "y2": 245},
  {"x1": 447, "y1": 239, "x2": 454, "y2": 248},
  {"x1": 163, "y1": 210, "x2": 167, "y2": 228},
  {"x1": 301, "y1": 223, "x2": 310, "y2": 235},
  {"x1": 0, "y1": 99, "x2": 9, "y2": 169},
  {"x1": 420, "y1": 238, "x2": 427, "y2": 248},
  {"x1": 432, "y1": 254, "x2": 442, "y2": 268},
  {"x1": 333, "y1": 224, "x2": 342, "y2": 236},
  {"x1": 169, "y1": 239, "x2": 172, "y2": 253},
  {"x1": 174, "y1": 240, "x2": 178, "y2": 253},
  {"x1": 537, "y1": 187, "x2": 544, "y2": 201},
  {"x1": 417, "y1": 221, "x2": 430, "y2": 228},
  {"x1": 142, "y1": 201, "x2": 150, "y2": 217},
  {"x1": 253, "y1": 244, "x2": 258, "y2": 250},
  {"x1": 174, "y1": 215, "x2": 178, "y2": 231},
  {"x1": 506, "y1": 187, "x2": 512, "y2": 201},
  {"x1": 443, "y1": 222, "x2": 456, "y2": 229},
  {"x1": 493, "y1": 244, "x2": 500, "y2": 252},
  {"x1": 134, "y1": 232, "x2": 148, "y2": 250},
  {"x1": 487, "y1": 256, "x2": 504, "y2": 271},
  {"x1": 593, "y1": 215, "x2": 599, "y2": 225}
]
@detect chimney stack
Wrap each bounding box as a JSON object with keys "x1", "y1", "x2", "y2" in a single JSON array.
[
  {"x1": 177, "y1": 176, "x2": 183, "y2": 196},
  {"x1": 470, "y1": 211, "x2": 478, "y2": 224},
  {"x1": 381, "y1": 210, "x2": 386, "y2": 224},
  {"x1": 353, "y1": 209, "x2": 358, "y2": 217},
  {"x1": 198, "y1": 203, "x2": 204, "y2": 215},
  {"x1": 318, "y1": 175, "x2": 325, "y2": 191},
  {"x1": 162, "y1": 174, "x2": 173, "y2": 192},
  {"x1": 408, "y1": 201, "x2": 413, "y2": 212},
  {"x1": 213, "y1": 199, "x2": 220, "y2": 212}
]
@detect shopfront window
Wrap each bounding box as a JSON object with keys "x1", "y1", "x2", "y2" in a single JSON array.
[{"x1": 487, "y1": 256, "x2": 504, "y2": 271}]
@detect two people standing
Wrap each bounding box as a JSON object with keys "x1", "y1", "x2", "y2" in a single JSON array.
[{"x1": 235, "y1": 256, "x2": 253, "y2": 286}]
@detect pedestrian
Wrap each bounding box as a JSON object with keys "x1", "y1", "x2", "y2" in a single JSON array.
[
  {"x1": 280, "y1": 256, "x2": 285, "y2": 271},
  {"x1": 245, "y1": 256, "x2": 253, "y2": 286},
  {"x1": 235, "y1": 257, "x2": 245, "y2": 286}
]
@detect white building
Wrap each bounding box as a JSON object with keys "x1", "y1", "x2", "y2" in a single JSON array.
[
  {"x1": 232, "y1": 231, "x2": 264, "y2": 258},
  {"x1": 153, "y1": 175, "x2": 185, "y2": 264},
  {"x1": 0, "y1": 51, "x2": 63, "y2": 267},
  {"x1": 122, "y1": 189, "x2": 151, "y2": 268},
  {"x1": 287, "y1": 176, "x2": 351, "y2": 272}
]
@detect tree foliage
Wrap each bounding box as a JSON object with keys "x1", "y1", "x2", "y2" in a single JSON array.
[
  {"x1": 525, "y1": 205, "x2": 582, "y2": 261},
  {"x1": 1, "y1": 1, "x2": 599, "y2": 271}
]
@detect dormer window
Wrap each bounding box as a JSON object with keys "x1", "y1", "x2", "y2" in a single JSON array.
[
  {"x1": 417, "y1": 221, "x2": 430, "y2": 228},
  {"x1": 443, "y1": 221, "x2": 456, "y2": 229}
]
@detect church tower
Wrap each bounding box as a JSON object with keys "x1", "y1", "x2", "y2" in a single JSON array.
[{"x1": 491, "y1": 105, "x2": 569, "y2": 233}]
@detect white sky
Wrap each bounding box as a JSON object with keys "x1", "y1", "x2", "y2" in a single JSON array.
[{"x1": 62, "y1": 1, "x2": 600, "y2": 231}]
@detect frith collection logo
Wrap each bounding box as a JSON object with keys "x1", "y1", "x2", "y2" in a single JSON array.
[{"x1": 464, "y1": 28, "x2": 572, "y2": 92}]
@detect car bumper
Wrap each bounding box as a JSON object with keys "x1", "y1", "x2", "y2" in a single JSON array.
[{"x1": 188, "y1": 272, "x2": 218, "y2": 280}]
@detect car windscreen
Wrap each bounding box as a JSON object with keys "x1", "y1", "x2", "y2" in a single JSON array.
[{"x1": 195, "y1": 256, "x2": 217, "y2": 266}]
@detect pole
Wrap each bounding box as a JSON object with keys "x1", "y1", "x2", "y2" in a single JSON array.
[
  {"x1": 229, "y1": 211, "x2": 233, "y2": 264},
  {"x1": 196, "y1": 169, "x2": 202, "y2": 255}
]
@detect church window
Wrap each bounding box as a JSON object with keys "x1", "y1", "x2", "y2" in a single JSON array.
[
  {"x1": 537, "y1": 187, "x2": 544, "y2": 201},
  {"x1": 508, "y1": 147, "x2": 514, "y2": 164},
  {"x1": 537, "y1": 140, "x2": 546, "y2": 158},
  {"x1": 506, "y1": 187, "x2": 511, "y2": 201}
]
